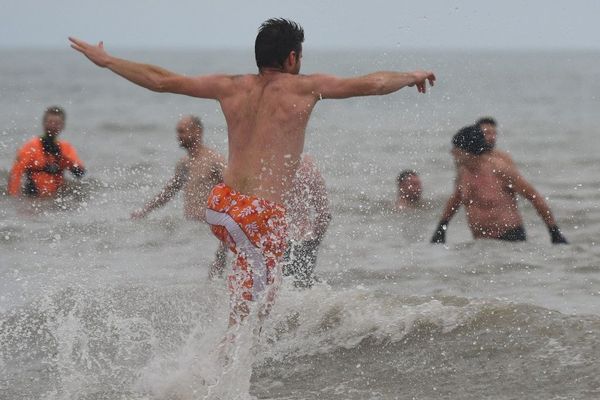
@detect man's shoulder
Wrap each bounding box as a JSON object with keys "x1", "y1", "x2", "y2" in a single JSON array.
[
  {"x1": 272, "y1": 73, "x2": 321, "y2": 90},
  {"x1": 19, "y1": 137, "x2": 42, "y2": 153},
  {"x1": 488, "y1": 153, "x2": 516, "y2": 175},
  {"x1": 176, "y1": 156, "x2": 191, "y2": 170},
  {"x1": 492, "y1": 148, "x2": 510, "y2": 156},
  {"x1": 229, "y1": 73, "x2": 256, "y2": 83},
  {"x1": 23, "y1": 136, "x2": 41, "y2": 147}
]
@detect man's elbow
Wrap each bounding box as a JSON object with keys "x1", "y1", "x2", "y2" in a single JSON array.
[
  {"x1": 155, "y1": 75, "x2": 181, "y2": 93},
  {"x1": 154, "y1": 78, "x2": 169, "y2": 92}
]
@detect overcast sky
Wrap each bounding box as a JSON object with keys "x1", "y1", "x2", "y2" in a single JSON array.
[{"x1": 1, "y1": 0, "x2": 599, "y2": 50}]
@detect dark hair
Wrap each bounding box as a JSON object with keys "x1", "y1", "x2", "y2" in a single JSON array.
[
  {"x1": 476, "y1": 117, "x2": 496, "y2": 127},
  {"x1": 397, "y1": 169, "x2": 418, "y2": 184},
  {"x1": 452, "y1": 125, "x2": 488, "y2": 155},
  {"x1": 255, "y1": 18, "x2": 304, "y2": 69},
  {"x1": 44, "y1": 105, "x2": 66, "y2": 121},
  {"x1": 189, "y1": 115, "x2": 203, "y2": 131}
]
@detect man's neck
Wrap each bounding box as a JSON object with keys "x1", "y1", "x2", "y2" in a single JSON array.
[
  {"x1": 40, "y1": 134, "x2": 61, "y2": 155},
  {"x1": 259, "y1": 66, "x2": 284, "y2": 75},
  {"x1": 188, "y1": 144, "x2": 205, "y2": 158}
]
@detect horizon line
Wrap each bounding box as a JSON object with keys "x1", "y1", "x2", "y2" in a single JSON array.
[{"x1": 1, "y1": 44, "x2": 600, "y2": 53}]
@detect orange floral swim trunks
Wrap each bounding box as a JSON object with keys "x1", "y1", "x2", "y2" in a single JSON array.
[{"x1": 205, "y1": 183, "x2": 288, "y2": 302}]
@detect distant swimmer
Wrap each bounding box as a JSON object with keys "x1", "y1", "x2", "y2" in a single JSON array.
[
  {"x1": 70, "y1": 18, "x2": 435, "y2": 327},
  {"x1": 131, "y1": 115, "x2": 227, "y2": 278},
  {"x1": 430, "y1": 125, "x2": 568, "y2": 244},
  {"x1": 394, "y1": 169, "x2": 424, "y2": 210},
  {"x1": 283, "y1": 154, "x2": 332, "y2": 288},
  {"x1": 8, "y1": 106, "x2": 85, "y2": 197}
]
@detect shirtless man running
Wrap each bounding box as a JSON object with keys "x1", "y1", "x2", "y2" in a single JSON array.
[
  {"x1": 130, "y1": 115, "x2": 227, "y2": 277},
  {"x1": 431, "y1": 125, "x2": 568, "y2": 244},
  {"x1": 70, "y1": 18, "x2": 435, "y2": 325}
]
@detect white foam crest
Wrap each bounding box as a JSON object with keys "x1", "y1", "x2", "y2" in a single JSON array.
[{"x1": 258, "y1": 282, "x2": 483, "y2": 360}]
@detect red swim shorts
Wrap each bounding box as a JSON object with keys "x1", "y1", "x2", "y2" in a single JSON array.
[{"x1": 205, "y1": 183, "x2": 288, "y2": 302}]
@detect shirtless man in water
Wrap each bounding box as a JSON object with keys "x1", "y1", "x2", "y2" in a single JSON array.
[
  {"x1": 431, "y1": 125, "x2": 568, "y2": 244},
  {"x1": 431, "y1": 117, "x2": 513, "y2": 239},
  {"x1": 130, "y1": 115, "x2": 227, "y2": 277},
  {"x1": 394, "y1": 169, "x2": 424, "y2": 210},
  {"x1": 70, "y1": 18, "x2": 435, "y2": 325}
]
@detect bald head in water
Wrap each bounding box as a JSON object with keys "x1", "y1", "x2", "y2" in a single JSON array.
[{"x1": 177, "y1": 115, "x2": 203, "y2": 150}]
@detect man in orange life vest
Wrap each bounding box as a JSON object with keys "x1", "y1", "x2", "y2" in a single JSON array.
[{"x1": 8, "y1": 106, "x2": 85, "y2": 197}]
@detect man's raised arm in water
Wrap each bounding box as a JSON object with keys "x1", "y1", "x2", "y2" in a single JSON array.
[
  {"x1": 431, "y1": 182, "x2": 462, "y2": 244},
  {"x1": 495, "y1": 158, "x2": 568, "y2": 244},
  {"x1": 130, "y1": 161, "x2": 188, "y2": 220},
  {"x1": 68, "y1": 38, "x2": 234, "y2": 99}
]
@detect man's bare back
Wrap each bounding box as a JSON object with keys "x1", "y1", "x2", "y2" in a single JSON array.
[{"x1": 216, "y1": 73, "x2": 316, "y2": 203}]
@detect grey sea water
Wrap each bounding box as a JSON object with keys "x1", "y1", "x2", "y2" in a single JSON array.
[{"x1": 1, "y1": 49, "x2": 600, "y2": 399}]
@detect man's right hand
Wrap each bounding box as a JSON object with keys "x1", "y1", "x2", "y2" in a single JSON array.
[
  {"x1": 410, "y1": 71, "x2": 436, "y2": 93},
  {"x1": 431, "y1": 221, "x2": 448, "y2": 244},
  {"x1": 549, "y1": 225, "x2": 568, "y2": 244},
  {"x1": 130, "y1": 209, "x2": 147, "y2": 220},
  {"x1": 69, "y1": 37, "x2": 111, "y2": 68}
]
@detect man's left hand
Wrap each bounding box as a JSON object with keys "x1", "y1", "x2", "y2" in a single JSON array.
[{"x1": 549, "y1": 225, "x2": 568, "y2": 244}]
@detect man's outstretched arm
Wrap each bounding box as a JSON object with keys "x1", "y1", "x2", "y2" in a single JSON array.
[
  {"x1": 69, "y1": 38, "x2": 232, "y2": 99},
  {"x1": 131, "y1": 162, "x2": 188, "y2": 219},
  {"x1": 309, "y1": 71, "x2": 436, "y2": 100}
]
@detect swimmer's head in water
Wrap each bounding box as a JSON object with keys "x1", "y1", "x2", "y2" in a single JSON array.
[
  {"x1": 255, "y1": 18, "x2": 304, "y2": 74},
  {"x1": 452, "y1": 125, "x2": 488, "y2": 156},
  {"x1": 396, "y1": 170, "x2": 422, "y2": 203},
  {"x1": 476, "y1": 116, "x2": 498, "y2": 149},
  {"x1": 42, "y1": 106, "x2": 66, "y2": 138},
  {"x1": 177, "y1": 115, "x2": 203, "y2": 150}
]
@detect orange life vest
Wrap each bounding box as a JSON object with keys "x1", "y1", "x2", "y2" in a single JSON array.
[{"x1": 8, "y1": 137, "x2": 84, "y2": 197}]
